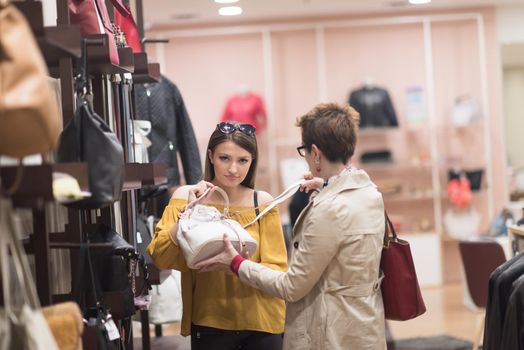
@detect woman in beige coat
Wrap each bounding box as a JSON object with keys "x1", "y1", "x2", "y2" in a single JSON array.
[{"x1": 197, "y1": 102, "x2": 386, "y2": 350}]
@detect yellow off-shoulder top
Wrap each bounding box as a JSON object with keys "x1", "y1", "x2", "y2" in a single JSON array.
[{"x1": 146, "y1": 198, "x2": 288, "y2": 336}]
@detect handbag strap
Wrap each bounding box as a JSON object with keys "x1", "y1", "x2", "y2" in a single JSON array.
[
  {"x1": 185, "y1": 186, "x2": 230, "y2": 215},
  {"x1": 185, "y1": 180, "x2": 304, "y2": 227},
  {"x1": 0, "y1": 197, "x2": 41, "y2": 310},
  {"x1": 109, "y1": 0, "x2": 130, "y2": 17},
  {"x1": 383, "y1": 211, "x2": 407, "y2": 248},
  {"x1": 243, "y1": 180, "x2": 305, "y2": 228}
]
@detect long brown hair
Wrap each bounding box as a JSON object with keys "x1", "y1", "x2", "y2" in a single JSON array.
[{"x1": 204, "y1": 125, "x2": 258, "y2": 188}]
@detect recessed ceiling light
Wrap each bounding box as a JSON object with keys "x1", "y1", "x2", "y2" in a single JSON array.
[
  {"x1": 214, "y1": 0, "x2": 239, "y2": 3},
  {"x1": 218, "y1": 6, "x2": 243, "y2": 16},
  {"x1": 408, "y1": 0, "x2": 431, "y2": 4}
]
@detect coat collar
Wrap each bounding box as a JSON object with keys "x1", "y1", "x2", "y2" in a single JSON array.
[{"x1": 312, "y1": 169, "x2": 375, "y2": 207}]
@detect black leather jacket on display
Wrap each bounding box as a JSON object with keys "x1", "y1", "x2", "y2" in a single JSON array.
[
  {"x1": 500, "y1": 274, "x2": 524, "y2": 350},
  {"x1": 348, "y1": 86, "x2": 398, "y2": 128},
  {"x1": 134, "y1": 75, "x2": 202, "y2": 187},
  {"x1": 484, "y1": 253, "x2": 524, "y2": 350}
]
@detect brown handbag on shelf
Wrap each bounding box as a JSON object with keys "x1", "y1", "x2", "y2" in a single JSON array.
[
  {"x1": 42, "y1": 302, "x2": 84, "y2": 350},
  {"x1": 380, "y1": 212, "x2": 427, "y2": 321},
  {"x1": 0, "y1": 1, "x2": 60, "y2": 157}
]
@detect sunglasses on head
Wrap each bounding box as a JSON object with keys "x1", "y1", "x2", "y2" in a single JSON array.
[{"x1": 217, "y1": 122, "x2": 256, "y2": 136}]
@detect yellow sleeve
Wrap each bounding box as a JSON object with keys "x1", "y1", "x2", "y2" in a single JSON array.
[
  {"x1": 146, "y1": 199, "x2": 190, "y2": 272},
  {"x1": 257, "y1": 207, "x2": 288, "y2": 272}
]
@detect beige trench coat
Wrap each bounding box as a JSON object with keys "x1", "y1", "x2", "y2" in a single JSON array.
[{"x1": 239, "y1": 170, "x2": 386, "y2": 349}]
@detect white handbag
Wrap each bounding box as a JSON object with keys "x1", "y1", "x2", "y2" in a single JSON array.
[{"x1": 176, "y1": 181, "x2": 304, "y2": 269}]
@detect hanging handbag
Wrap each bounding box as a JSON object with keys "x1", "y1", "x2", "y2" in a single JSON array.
[
  {"x1": 57, "y1": 39, "x2": 125, "y2": 209},
  {"x1": 68, "y1": 0, "x2": 129, "y2": 65},
  {"x1": 74, "y1": 243, "x2": 119, "y2": 350},
  {"x1": 0, "y1": 1, "x2": 60, "y2": 157},
  {"x1": 88, "y1": 224, "x2": 144, "y2": 318},
  {"x1": 0, "y1": 197, "x2": 59, "y2": 350},
  {"x1": 177, "y1": 181, "x2": 303, "y2": 269},
  {"x1": 380, "y1": 213, "x2": 426, "y2": 321},
  {"x1": 114, "y1": 3, "x2": 142, "y2": 53}
]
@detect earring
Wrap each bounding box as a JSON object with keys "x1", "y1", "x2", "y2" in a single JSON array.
[{"x1": 315, "y1": 159, "x2": 321, "y2": 173}]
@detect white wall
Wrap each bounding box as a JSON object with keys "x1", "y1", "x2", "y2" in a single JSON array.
[
  {"x1": 496, "y1": 5, "x2": 524, "y2": 44},
  {"x1": 503, "y1": 68, "x2": 524, "y2": 169}
]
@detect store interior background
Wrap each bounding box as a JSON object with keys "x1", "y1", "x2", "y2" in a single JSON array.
[
  {"x1": 38, "y1": 0, "x2": 524, "y2": 344},
  {"x1": 142, "y1": 0, "x2": 524, "y2": 342}
]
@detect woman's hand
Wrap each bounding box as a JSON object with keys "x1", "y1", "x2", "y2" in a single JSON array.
[
  {"x1": 188, "y1": 180, "x2": 215, "y2": 203},
  {"x1": 194, "y1": 234, "x2": 242, "y2": 272},
  {"x1": 300, "y1": 172, "x2": 324, "y2": 193}
]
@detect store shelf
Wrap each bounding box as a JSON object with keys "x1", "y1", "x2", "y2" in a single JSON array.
[
  {"x1": 0, "y1": 163, "x2": 87, "y2": 208},
  {"x1": 124, "y1": 163, "x2": 167, "y2": 191},
  {"x1": 358, "y1": 127, "x2": 400, "y2": 136},
  {"x1": 361, "y1": 161, "x2": 432, "y2": 171},
  {"x1": 383, "y1": 193, "x2": 434, "y2": 202},
  {"x1": 132, "y1": 53, "x2": 161, "y2": 83},
  {"x1": 86, "y1": 35, "x2": 134, "y2": 75}
]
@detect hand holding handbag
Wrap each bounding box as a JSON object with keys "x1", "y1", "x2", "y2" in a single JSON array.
[
  {"x1": 177, "y1": 181, "x2": 304, "y2": 269},
  {"x1": 0, "y1": 1, "x2": 60, "y2": 157},
  {"x1": 380, "y1": 213, "x2": 426, "y2": 321}
]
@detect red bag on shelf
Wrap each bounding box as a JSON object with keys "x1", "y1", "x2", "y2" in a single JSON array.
[
  {"x1": 68, "y1": 0, "x2": 121, "y2": 64},
  {"x1": 115, "y1": 3, "x2": 142, "y2": 53},
  {"x1": 380, "y1": 212, "x2": 426, "y2": 321}
]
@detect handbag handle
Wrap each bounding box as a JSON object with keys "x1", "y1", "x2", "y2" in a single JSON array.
[
  {"x1": 185, "y1": 186, "x2": 230, "y2": 215},
  {"x1": 185, "y1": 180, "x2": 304, "y2": 226},
  {"x1": 108, "y1": 0, "x2": 130, "y2": 17},
  {"x1": 243, "y1": 180, "x2": 305, "y2": 228},
  {"x1": 383, "y1": 212, "x2": 407, "y2": 248}
]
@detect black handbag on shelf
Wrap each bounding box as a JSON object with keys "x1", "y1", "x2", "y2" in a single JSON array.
[
  {"x1": 88, "y1": 224, "x2": 144, "y2": 319},
  {"x1": 56, "y1": 38, "x2": 124, "y2": 209},
  {"x1": 74, "y1": 243, "x2": 120, "y2": 350}
]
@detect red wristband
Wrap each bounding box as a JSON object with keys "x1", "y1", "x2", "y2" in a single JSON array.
[{"x1": 230, "y1": 255, "x2": 246, "y2": 276}]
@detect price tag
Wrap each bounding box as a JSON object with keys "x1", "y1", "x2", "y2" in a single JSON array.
[{"x1": 104, "y1": 314, "x2": 120, "y2": 341}]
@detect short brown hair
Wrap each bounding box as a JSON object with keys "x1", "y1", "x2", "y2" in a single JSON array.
[
  {"x1": 296, "y1": 102, "x2": 360, "y2": 163},
  {"x1": 204, "y1": 125, "x2": 258, "y2": 188}
]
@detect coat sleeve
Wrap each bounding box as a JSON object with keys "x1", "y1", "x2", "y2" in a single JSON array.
[
  {"x1": 238, "y1": 204, "x2": 341, "y2": 302},
  {"x1": 146, "y1": 200, "x2": 190, "y2": 272},
  {"x1": 172, "y1": 82, "x2": 203, "y2": 185}
]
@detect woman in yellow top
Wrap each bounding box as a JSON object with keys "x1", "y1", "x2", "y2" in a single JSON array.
[{"x1": 147, "y1": 121, "x2": 288, "y2": 350}]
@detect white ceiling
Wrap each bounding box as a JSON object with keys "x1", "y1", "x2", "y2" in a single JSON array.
[{"x1": 144, "y1": 0, "x2": 524, "y2": 29}]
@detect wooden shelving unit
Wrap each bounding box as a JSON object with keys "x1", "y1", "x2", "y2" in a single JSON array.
[{"x1": 1, "y1": 1, "x2": 167, "y2": 349}]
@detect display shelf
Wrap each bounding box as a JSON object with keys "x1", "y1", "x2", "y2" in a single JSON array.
[
  {"x1": 0, "y1": 163, "x2": 87, "y2": 208},
  {"x1": 85, "y1": 35, "x2": 134, "y2": 75},
  {"x1": 383, "y1": 193, "x2": 434, "y2": 202},
  {"x1": 124, "y1": 163, "x2": 168, "y2": 191},
  {"x1": 358, "y1": 127, "x2": 400, "y2": 136},
  {"x1": 361, "y1": 161, "x2": 432, "y2": 171},
  {"x1": 441, "y1": 188, "x2": 487, "y2": 201},
  {"x1": 133, "y1": 52, "x2": 161, "y2": 83}
]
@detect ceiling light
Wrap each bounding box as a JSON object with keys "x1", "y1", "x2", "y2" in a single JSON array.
[
  {"x1": 214, "y1": 0, "x2": 239, "y2": 3},
  {"x1": 218, "y1": 6, "x2": 243, "y2": 16},
  {"x1": 408, "y1": 0, "x2": 431, "y2": 4}
]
